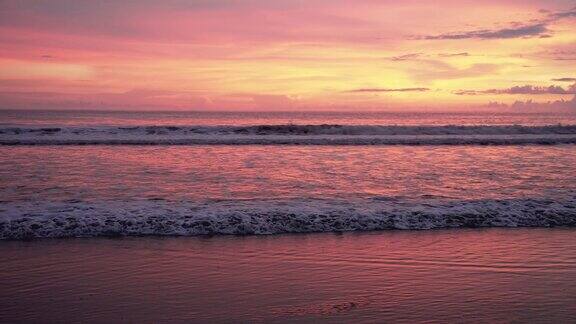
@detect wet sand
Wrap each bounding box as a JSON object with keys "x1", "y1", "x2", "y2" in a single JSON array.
[{"x1": 1, "y1": 228, "x2": 576, "y2": 323}]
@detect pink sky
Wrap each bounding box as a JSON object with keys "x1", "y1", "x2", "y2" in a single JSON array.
[{"x1": 0, "y1": 0, "x2": 575, "y2": 111}]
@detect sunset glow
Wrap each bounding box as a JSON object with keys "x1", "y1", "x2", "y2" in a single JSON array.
[{"x1": 0, "y1": 0, "x2": 575, "y2": 111}]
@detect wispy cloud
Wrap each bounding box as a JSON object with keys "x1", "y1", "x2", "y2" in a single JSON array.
[
  {"x1": 415, "y1": 6, "x2": 576, "y2": 41},
  {"x1": 347, "y1": 88, "x2": 430, "y2": 93},
  {"x1": 389, "y1": 52, "x2": 470, "y2": 61},
  {"x1": 417, "y1": 23, "x2": 550, "y2": 40},
  {"x1": 550, "y1": 7, "x2": 576, "y2": 19},
  {"x1": 456, "y1": 84, "x2": 576, "y2": 95},
  {"x1": 408, "y1": 61, "x2": 500, "y2": 81},
  {"x1": 389, "y1": 53, "x2": 423, "y2": 61},
  {"x1": 438, "y1": 52, "x2": 469, "y2": 57},
  {"x1": 532, "y1": 46, "x2": 576, "y2": 61}
]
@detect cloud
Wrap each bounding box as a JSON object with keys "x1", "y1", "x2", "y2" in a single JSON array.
[
  {"x1": 510, "y1": 96, "x2": 576, "y2": 111},
  {"x1": 415, "y1": 5, "x2": 576, "y2": 41},
  {"x1": 533, "y1": 45, "x2": 576, "y2": 61},
  {"x1": 418, "y1": 23, "x2": 549, "y2": 40},
  {"x1": 550, "y1": 7, "x2": 576, "y2": 19},
  {"x1": 347, "y1": 88, "x2": 430, "y2": 93},
  {"x1": 438, "y1": 52, "x2": 469, "y2": 57},
  {"x1": 408, "y1": 61, "x2": 500, "y2": 81},
  {"x1": 389, "y1": 52, "x2": 470, "y2": 61},
  {"x1": 456, "y1": 84, "x2": 576, "y2": 95},
  {"x1": 389, "y1": 53, "x2": 423, "y2": 61},
  {"x1": 552, "y1": 78, "x2": 576, "y2": 82},
  {"x1": 484, "y1": 95, "x2": 576, "y2": 112}
]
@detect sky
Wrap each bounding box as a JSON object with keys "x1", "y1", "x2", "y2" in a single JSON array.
[{"x1": 0, "y1": 0, "x2": 575, "y2": 111}]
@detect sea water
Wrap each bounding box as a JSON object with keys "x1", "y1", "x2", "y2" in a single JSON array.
[{"x1": 1, "y1": 110, "x2": 576, "y2": 238}]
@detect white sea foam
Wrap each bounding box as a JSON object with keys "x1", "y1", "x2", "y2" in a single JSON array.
[
  {"x1": 2, "y1": 124, "x2": 576, "y2": 145},
  {"x1": 1, "y1": 198, "x2": 575, "y2": 239}
]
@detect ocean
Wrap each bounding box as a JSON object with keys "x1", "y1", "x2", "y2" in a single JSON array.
[
  {"x1": 1, "y1": 110, "x2": 576, "y2": 238},
  {"x1": 1, "y1": 110, "x2": 576, "y2": 322}
]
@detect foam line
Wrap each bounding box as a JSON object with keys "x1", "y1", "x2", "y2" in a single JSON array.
[{"x1": 1, "y1": 198, "x2": 575, "y2": 239}]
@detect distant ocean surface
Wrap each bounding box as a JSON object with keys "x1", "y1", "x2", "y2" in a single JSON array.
[{"x1": 1, "y1": 110, "x2": 576, "y2": 239}]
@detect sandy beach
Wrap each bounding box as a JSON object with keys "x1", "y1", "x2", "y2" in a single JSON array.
[{"x1": 2, "y1": 228, "x2": 576, "y2": 323}]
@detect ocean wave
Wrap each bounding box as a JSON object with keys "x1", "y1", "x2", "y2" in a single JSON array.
[
  {"x1": 2, "y1": 124, "x2": 576, "y2": 145},
  {"x1": 3, "y1": 124, "x2": 576, "y2": 135},
  {"x1": 1, "y1": 198, "x2": 575, "y2": 240}
]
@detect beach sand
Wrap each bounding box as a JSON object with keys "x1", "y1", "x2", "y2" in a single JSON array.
[{"x1": 2, "y1": 228, "x2": 575, "y2": 323}]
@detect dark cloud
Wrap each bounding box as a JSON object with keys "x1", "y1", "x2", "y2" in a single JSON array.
[
  {"x1": 418, "y1": 23, "x2": 549, "y2": 40},
  {"x1": 416, "y1": 5, "x2": 576, "y2": 41},
  {"x1": 348, "y1": 88, "x2": 429, "y2": 93},
  {"x1": 552, "y1": 78, "x2": 576, "y2": 82},
  {"x1": 389, "y1": 53, "x2": 422, "y2": 61},
  {"x1": 456, "y1": 84, "x2": 576, "y2": 95},
  {"x1": 438, "y1": 52, "x2": 469, "y2": 57}
]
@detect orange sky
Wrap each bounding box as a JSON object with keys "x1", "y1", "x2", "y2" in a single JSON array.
[{"x1": 0, "y1": 0, "x2": 575, "y2": 111}]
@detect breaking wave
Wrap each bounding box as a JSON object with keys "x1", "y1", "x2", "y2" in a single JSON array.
[
  {"x1": 2, "y1": 124, "x2": 576, "y2": 145},
  {"x1": 1, "y1": 197, "x2": 575, "y2": 240}
]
